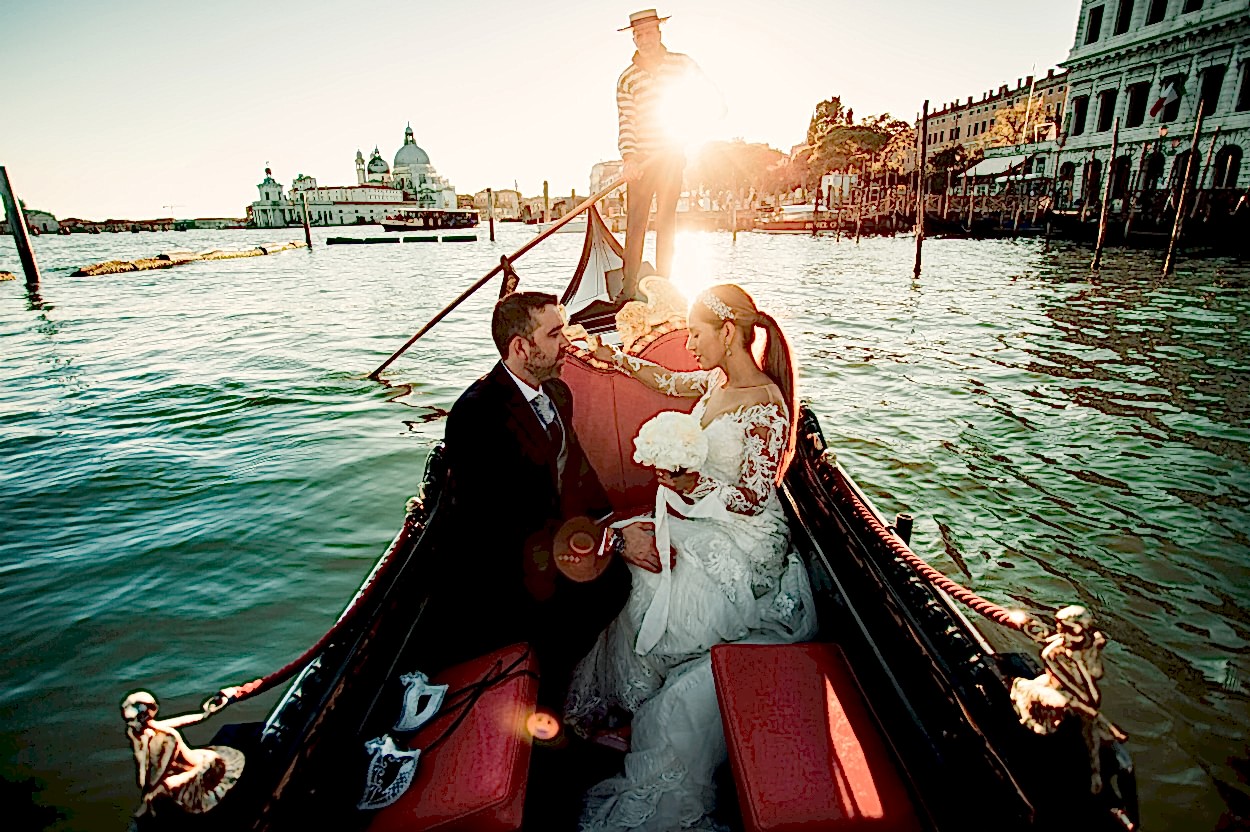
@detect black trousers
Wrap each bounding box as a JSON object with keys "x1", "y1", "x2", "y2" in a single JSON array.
[{"x1": 622, "y1": 152, "x2": 685, "y2": 298}]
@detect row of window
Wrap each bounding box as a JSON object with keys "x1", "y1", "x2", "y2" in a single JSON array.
[
  {"x1": 1058, "y1": 144, "x2": 1242, "y2": 203},
  {"x1": 929, "y1": 117, "x2": 994, "y2": 144},
  {"x1": 1070, "y1": 62, "x2": 1250, "y2": 135},
  {"x1": 1085, "y1": 0, "x2": 1207, "y2": 46}
]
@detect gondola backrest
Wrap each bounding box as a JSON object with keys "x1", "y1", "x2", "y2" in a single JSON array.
[{"x1": 563, "y1": 329, "x2": 699, "y2": 511}]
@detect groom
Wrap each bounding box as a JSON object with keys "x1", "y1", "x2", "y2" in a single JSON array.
[{"x1": 435, "y1": 291, "x2": 659, "y2": 704}]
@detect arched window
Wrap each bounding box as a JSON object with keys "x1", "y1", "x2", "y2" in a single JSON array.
[
  {"x1": 1211, "y1": 145, "x2": 1242, "y2": 188},
  {"x1": 1142, "y1": 152, "x2": 1165, "y2": 190},
  {"x1": 1170, "y1": 151, "x2": 1199, "y2": 191},
  {"x1": 1083, "y1": 158, "x2": 1104, "y2": 204},
  {"x1": 1057, "y1": 161, "x2": 1076, "y2": 207},
  {"x1": 1110, "y1": 155, "x2": 1132, "y2": 200}
]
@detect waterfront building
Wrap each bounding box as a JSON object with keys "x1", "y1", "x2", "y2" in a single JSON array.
[
  {"x1": 960, "y1": 141, "x2": 1059, "y2": 195},
  {"x1": 590, "y1": 161, "x2": 626, "y2": 227},
  {"x1": 250, "y1": 123, "x2": 460, "y2": 229},
  {"x1": 1, "y1": 208, "x2": 57, "y2": 234},
  {"x1": 1055, "y1": 0, "x2": 1248, "y2": 208},
  {"x1": 57, "y1": 216, "x2": 175, "y2": 233},
  {"x1": 919, "y1": 69, "x2": 1070, "y2": 160},
  {"x1": 473, "y1": 188, "x2": 522, "y2": 220}
]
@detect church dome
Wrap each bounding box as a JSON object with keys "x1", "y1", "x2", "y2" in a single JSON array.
[
  {"x1": 394, "y1": 123, "x2": 430, "y2": 168},
  {"x1": 367, "y1": 147, "x2": 390, "y2": 174}
]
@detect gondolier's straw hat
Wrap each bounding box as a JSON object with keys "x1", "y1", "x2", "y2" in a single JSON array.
[{"x1": 619, "y1": 9, "x2": 670, "y2": 31}]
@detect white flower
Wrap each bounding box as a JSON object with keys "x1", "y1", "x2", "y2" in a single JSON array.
[{"x1": 633, "y1": 411, "x2": 708, "y2": 472}]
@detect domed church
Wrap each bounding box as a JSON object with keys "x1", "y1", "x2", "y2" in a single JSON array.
[
  {"x1": 251, "y1": 123, "x2": 465, "y2": 228},
  {"x1": 354, "y1": 124, "x2": 455, "y2": 210}
]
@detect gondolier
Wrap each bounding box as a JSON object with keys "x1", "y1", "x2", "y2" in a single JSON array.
[{"x1": 616, "y1": 9, "x2": 713, "y2": 298}]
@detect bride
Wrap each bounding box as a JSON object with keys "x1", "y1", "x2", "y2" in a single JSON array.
[{"x1": 566, "y1": 283, "x2": 817, "y2": 831}]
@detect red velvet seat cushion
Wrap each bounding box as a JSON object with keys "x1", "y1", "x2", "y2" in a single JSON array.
[
  {"x1": 711, "y1": 643, "x2": 922, "y2": 832},
  {"x1": 370, "y1": 643, "x2": 539, "y2": 832}
]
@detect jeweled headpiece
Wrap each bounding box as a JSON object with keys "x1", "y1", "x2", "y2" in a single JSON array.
[{"x1": 699, "y1": 291, "x2": 735, "y2": 321}]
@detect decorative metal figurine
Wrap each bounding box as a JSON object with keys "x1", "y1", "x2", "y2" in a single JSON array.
[
  {"x1": 394, "y1": 671, "x2": 449, "y2": 732},
  {"x1": 120, "y1": 691, "x2": 245, "y2": 817},
  {"x1": 358, "y1": 735, "x2": 421, "y2": 811},
  {"x1": 1009, "y1": 605, "x2": 1128, "y2": 793}
]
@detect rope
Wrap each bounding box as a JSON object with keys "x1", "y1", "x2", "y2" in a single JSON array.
[
  {"x1": 200, "y1": 515, "x2": 419, "y2": 717},
  {"x1": 833, "y1": 476, "x2": 1033, "y2": 634}
]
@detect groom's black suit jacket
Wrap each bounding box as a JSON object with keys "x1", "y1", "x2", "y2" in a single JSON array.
[{"x1": 431, "y1": 361, "x2": 629, "y2": 698}]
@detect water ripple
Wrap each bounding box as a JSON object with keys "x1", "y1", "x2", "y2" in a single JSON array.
[{"x1": 1, "y1": 228, "x2": 1247, "y2": 828}]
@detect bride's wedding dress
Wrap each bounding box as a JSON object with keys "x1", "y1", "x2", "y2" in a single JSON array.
[{"x1": 565, "y1": 366, "x2": 817, "y2": 831}]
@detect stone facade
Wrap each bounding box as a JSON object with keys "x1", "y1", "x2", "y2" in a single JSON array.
[
  {"x1": 920, "y1": 69, "x2": 1070, "y2": 159},
  {"x1": 1056, "y1": 0, "x2": 1249, "y2": 207},
  {"x1": 0, "y1": 209, "x2": 57, "y2": 234},
  {"x1": 473, "y1": 188, "x2": 522, "y2": 220}
]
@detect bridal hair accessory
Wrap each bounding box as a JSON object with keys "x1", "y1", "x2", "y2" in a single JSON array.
[{"x1": 699, "y1": 291, "x2": 735, "y2": 322}]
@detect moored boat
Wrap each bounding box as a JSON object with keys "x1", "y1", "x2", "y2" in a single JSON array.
[
  {"x1": 118, "y1": 203, "x2": 1138, "y2": 832},
  {"x1": 751, "y1": 203, "x2": 839, "y2": 234},
  {"x1": 381, "y1": 208, "x2": 480, "y2": 232}
]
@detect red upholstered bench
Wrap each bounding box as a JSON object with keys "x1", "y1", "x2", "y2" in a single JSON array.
[
  {"x1": 370, "y1": 643, "x2": 539, "y2": 832},
  {"x1": 711, "y1": 643, "x2": 922, "y2": 832}
]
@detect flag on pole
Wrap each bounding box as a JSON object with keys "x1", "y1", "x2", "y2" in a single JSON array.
[{"x1": 1150, "y1": 80, "x2": 1181, "y2": 117}]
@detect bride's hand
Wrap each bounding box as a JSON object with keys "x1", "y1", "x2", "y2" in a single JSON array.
[
  {"x1": 658, "y1": 469, "x2": 699, "y2": 495},
  {"x1": 588, "y1": 336, "x2": 615, "y2": 363}
]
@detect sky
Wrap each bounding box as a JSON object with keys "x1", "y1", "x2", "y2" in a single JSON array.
[{"x1": 1, "y1": 0, "x2": 1082, "y2": 220}]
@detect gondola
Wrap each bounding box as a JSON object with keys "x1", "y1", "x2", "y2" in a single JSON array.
[{"x1": 121, "y1": 205, "x2": 1139, "y2": 832}]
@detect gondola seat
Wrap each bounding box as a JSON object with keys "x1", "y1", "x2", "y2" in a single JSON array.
[
  {"x1": 370, "y1": 642, "x2": 539, "y2": 832},
  {"x1": 711, "y1": 643, "x2": 922, "y2": 832},
  {"x1": 564, "y1": 327, "x2": 700, "y2": 510}
]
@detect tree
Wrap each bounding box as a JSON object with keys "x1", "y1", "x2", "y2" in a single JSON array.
[
  {"x1": 806, "y1": 96, "x2": 851, "y2": 146},
  {"x1": 687, "y1": 140, "x2": 789, "y2": 203},
  {"x1": 985, "y1": 96, "x2": 1050, "y2": 147},
  {"x1": 928, "y1": 144, "x2": 983, "y2": 191},
  {"x1": 805, "y1": 100, "x2": 915, "y2": 186}
]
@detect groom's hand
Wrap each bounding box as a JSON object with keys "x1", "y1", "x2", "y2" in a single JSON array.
[{"x1": 620, "y1": 522, "x2": 676, "y2": 574}]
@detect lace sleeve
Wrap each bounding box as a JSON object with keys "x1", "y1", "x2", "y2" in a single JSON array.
[
  {"x1": 689, "y1": 403, "x2": 789, "y2": 516},
  {"x1": 607, "y1": 344, "x2": 711, "y2": 398}
]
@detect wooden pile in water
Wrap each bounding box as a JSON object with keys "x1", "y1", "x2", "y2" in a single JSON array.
[
  {"x1": 72, "y1": 241, "x2": 305, "y2": 277},
  {"x1": 0, "y1": 271, "x2": 16, "y2": 281}
]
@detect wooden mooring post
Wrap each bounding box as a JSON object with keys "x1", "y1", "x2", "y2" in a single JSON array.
[
  {"x1": 487, "y1": 187, "x2": 496, "y2": 242},
  {"x1": 1191, "y1": 124, "x2": 1221, "y2": 220},
  {"x1": 542, "y1": 180, "x2": 550, "y2": 225},
  {"x1": 1164, "y1": 101, "x2": 1205, "y2": 276},
  {"x1": 1123, "y1": 142, "x2": 1150, "y2": 240},
  {"x1": 914, "y1": 100, "x2": 929, "y2": 278},
  {"x1": 0, "y1": 166, "x2": 41, "y2": 290},
  {"x1": 300, "y1": 192, "x2": 313, "y2": 249},
  {"x1": 1092, "y1": 117, "x2": 1119, "y2": 270}
]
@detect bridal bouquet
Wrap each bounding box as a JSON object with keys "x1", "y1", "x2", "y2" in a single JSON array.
[{"x1": 633, "y1": 411, "x2": 708, "y2": 474}]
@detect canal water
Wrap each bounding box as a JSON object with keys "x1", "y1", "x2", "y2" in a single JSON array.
[{"x1": 1, "y1": 224, "x2": 1246, "y2": 830}]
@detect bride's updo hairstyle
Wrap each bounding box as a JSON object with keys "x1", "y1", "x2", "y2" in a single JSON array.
[{"x1": 692, "y1": 284, "x2": 798, "y2": 481}]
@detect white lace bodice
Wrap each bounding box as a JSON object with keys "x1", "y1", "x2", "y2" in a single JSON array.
[
  {"x1": 690, "y1": 392, "x2": 789, "y2": 518},
  {"x1": 607, "y1": 347, "x2": 790, "y2": 518}
]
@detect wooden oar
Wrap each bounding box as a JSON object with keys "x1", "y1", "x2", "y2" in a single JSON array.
[{"x1": 368, "y1": 178, "x2": 627, "y2": 380}]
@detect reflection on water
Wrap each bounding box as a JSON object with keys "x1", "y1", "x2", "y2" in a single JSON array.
[{"x1": 1, "y1": 227, "x2": 1247, "y2": 829}]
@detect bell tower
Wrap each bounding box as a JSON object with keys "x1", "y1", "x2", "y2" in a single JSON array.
[{"x1": 355, "y1": 149, "x2": 366, "y2": 185}]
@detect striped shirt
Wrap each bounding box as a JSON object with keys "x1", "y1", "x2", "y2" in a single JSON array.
[{"x1": 617, "y1": 49, "x2": 701, "y2": 159}]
